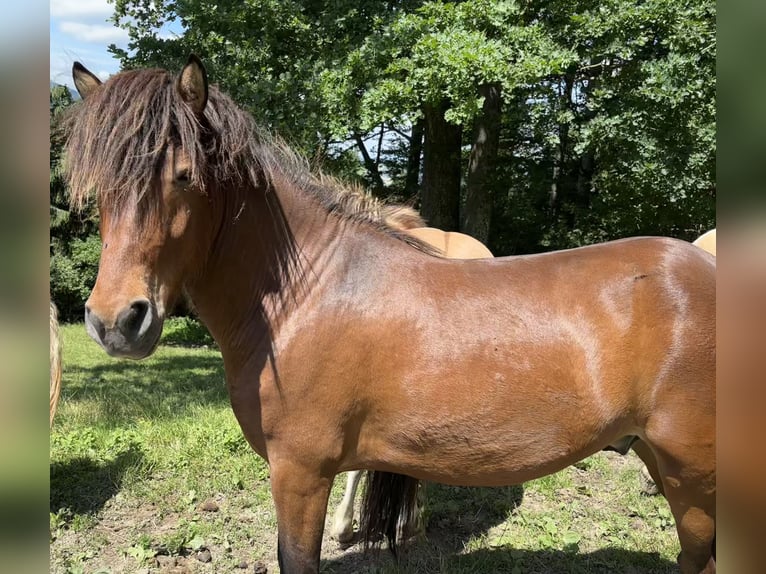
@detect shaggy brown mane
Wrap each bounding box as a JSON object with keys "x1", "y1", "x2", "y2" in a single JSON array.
[{"x1": 61, "y1": 67, "x2": 435, "y2": 254}]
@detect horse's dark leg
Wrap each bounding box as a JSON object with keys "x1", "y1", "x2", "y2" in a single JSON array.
[
  {"x1": 270, "y1": 460, "x2": 333, "y2": 574},
  {"x1": 631, "y1": 439, "x2": 665, "y2": 496}
]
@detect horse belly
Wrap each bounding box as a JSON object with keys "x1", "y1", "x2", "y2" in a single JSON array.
[{"x1": 364, "y1": 361, "x2": 628, "y2": 487}]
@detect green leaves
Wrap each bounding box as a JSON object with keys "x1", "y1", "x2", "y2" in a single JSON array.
[
  {"x1": 326, "y1": 0, "x2": 576, "y2": 134},
  {"x1": 79, "y1": 0, "x2": 714, "y2": 255}
]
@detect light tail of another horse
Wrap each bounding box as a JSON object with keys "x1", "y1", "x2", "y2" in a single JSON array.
[
  {"x1": 359, "y1": 471, "x2": 420, "y2": 556},
  {"x1": 50, "y1": 301, "x2": 62, "y2": 427}
]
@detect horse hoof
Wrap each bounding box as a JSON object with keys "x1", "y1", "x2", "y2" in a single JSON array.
[
  {"x1": 639, "y1": 465, "x2": 660, "y2": 496},
  {"x1": 331, "y1": 526, "x2": 355, "y2": 544}
]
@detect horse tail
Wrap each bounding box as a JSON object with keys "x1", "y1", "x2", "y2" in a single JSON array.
[
  {"x1": 359, "y1": 470, "x2": 420, "y2": 556},
  {"x1": 50, "y1": 301, "x2": 62, "y2": 427}
]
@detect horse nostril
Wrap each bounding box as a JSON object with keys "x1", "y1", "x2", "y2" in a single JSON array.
[{"x1": 117, "y1": 299, "x2": 151, "y2": 338}]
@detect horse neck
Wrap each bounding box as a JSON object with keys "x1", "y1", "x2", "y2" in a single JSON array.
[{"x1": 184, "y1": 173, "x2": 348, "y2": 365}]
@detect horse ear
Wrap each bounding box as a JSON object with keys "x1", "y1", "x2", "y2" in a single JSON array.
[
  {"x1": 72, "y1": 62, "x2": 102, "y2": 100},
  {"x1": 177, "y1": 54, "x2": 208, "y2": 115}
]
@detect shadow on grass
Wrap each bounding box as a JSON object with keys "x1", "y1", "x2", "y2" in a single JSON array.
[
  {"x1": 322, "y1": 482, "x2": 677, "y2": 572},
  {"x1": 63, "y1": 354, "x2": 228, "y2": 423},
  {"x1": 327, "y1": 483, "x2": 528, "y2": 573},
  {"x1": 323, "y1": 544, "x2": 676, "y2": 573},
  {"x1": 50, "y1": 446, "x2": 144, "y2": 515},
  {"x1": 423, "y1": 483, "x2": 524, "y2": 541}
]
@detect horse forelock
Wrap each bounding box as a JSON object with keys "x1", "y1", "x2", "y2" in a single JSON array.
[{"x1": 61, "y1": 68, "x2": 265, "y2": 215}]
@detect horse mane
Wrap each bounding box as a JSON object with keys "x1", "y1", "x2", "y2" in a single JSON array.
[
  {"x1": 60, "y1": 67, "x2": 435, "y2": 254},
  {"x1": 313, "y1": 174, "x2": 427, "y2": 231},
  {"x1": 252, "y1": 144, "x2": 436, "y2": 252}
]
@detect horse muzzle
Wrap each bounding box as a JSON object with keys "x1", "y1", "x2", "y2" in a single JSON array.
[{"x1": 84, "y1": 298, "x2": 163, "y2": 359}]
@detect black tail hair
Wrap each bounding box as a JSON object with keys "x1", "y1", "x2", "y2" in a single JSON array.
[{"x1": 359, "y1": 470, "x2": 420, "y2": 556}]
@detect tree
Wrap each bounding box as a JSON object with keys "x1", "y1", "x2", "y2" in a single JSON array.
[
  {"x1": 321, "y1": 0, "x2": 573, "y2": 229},
  {"x1": 516, "y1": 0, "x2": 716, "y2": 248},
  {"x1": 102, "y1": 0, "x2": 714, "y2": 254},
  {"x1": 462, "y1": 82, "x2": 502, "y2": 241},
  {"x1": 50, "y1": 86, "x2": 102, "y2": 321}
]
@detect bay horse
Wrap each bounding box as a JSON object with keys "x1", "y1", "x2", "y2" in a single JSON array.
[
  {"x1": 65, "y1": 57, "x2": 715, "y2": 573},
  {"x1": 331, "y1": 224, "x2": 493, "y2": 543}
]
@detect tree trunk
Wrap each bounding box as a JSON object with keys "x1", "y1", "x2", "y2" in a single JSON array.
[
  {"x1": 461, "y1": 83, "x2": 502, "y2": 242},
  {"x1": 549, "y1": 71, "x2": 575, "y2": 211},
  {"x1": 354, "y1": 133, "x2": 385, "y2": 194},
  {"x1": 575, "y1": 73, "x2": 599, "y2": 205},
  {"x1": 404, "y1": 118, "x2": 424, "y2": 197},
  {"x1": 421, "y1": 101, "x2": 461, "y2": 230}
]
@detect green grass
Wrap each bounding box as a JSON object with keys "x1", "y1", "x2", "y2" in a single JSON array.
[
  {"x1": 50, "y1": 320, "x2": 679, "y2": 574},
  {"x1": 51, "y1": 320, "x2": 274, "y2": 573}
]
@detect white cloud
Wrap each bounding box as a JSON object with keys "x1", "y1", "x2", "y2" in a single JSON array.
[
  {"x1": 59, "y1": 21, "x2": 129, "y2": 44},
  {"x1": 50, "y1": 0, "x2": 114, "y2": 19}
]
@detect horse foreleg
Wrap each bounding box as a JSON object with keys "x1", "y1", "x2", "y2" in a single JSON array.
[
  {"x1": 270, "y1": 460, "x2": 333, "y2": 574},
  {"x1": 331, "y1": 471, "x2": 363, "y2": 543}
]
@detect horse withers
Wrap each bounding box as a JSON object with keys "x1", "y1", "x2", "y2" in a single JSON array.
[{"x1": 65, "y1": 57, "x2": 716, "y2": 574}]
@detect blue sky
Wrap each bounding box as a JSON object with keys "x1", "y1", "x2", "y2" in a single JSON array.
[{"x1": 50, "y1": 0, "x2": 130, "y2": 88}]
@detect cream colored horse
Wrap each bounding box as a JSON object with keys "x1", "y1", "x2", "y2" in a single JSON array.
[
  {"x1": 50, "y1": 301, "x2": 62, "y2": 427},
  {"x1": 405, "y1": 227, "x2": 493, "y2": 259},
  {"x1": 331, "y1": 227, "x2": 492, "y2": 542},
  {"x1": 693, "y1": 228, "x2": 716, "y2": 256}
]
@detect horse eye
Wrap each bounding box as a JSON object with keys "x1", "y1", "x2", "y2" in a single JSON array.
[{"x1": 175, "y1": 169, "x2": 190, "y2": 185}]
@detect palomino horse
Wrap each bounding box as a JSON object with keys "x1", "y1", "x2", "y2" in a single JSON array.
[
  {"x1": 50, "y1": 301, "x2": 62, "y2": 427},
  {"x1": 65, "y1": 57, "x2": 715, "y2": 573},
  {"x1": 405, "y1": 227, "x2": 493, "y2": 260},
  {"x1": 693, "y1": 229, "x2": 716, "y2": 256},
  {"x1": 331, "y1": 226, "x2": 493, "y2": 543}
]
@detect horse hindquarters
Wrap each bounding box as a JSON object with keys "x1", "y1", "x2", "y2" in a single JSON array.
[
  {"x1": 654, "y1": 435, "x2": 716, "y2": 574},
  {"x1": 641, "y1": 348, "x2": 715, "y2": 570}
]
